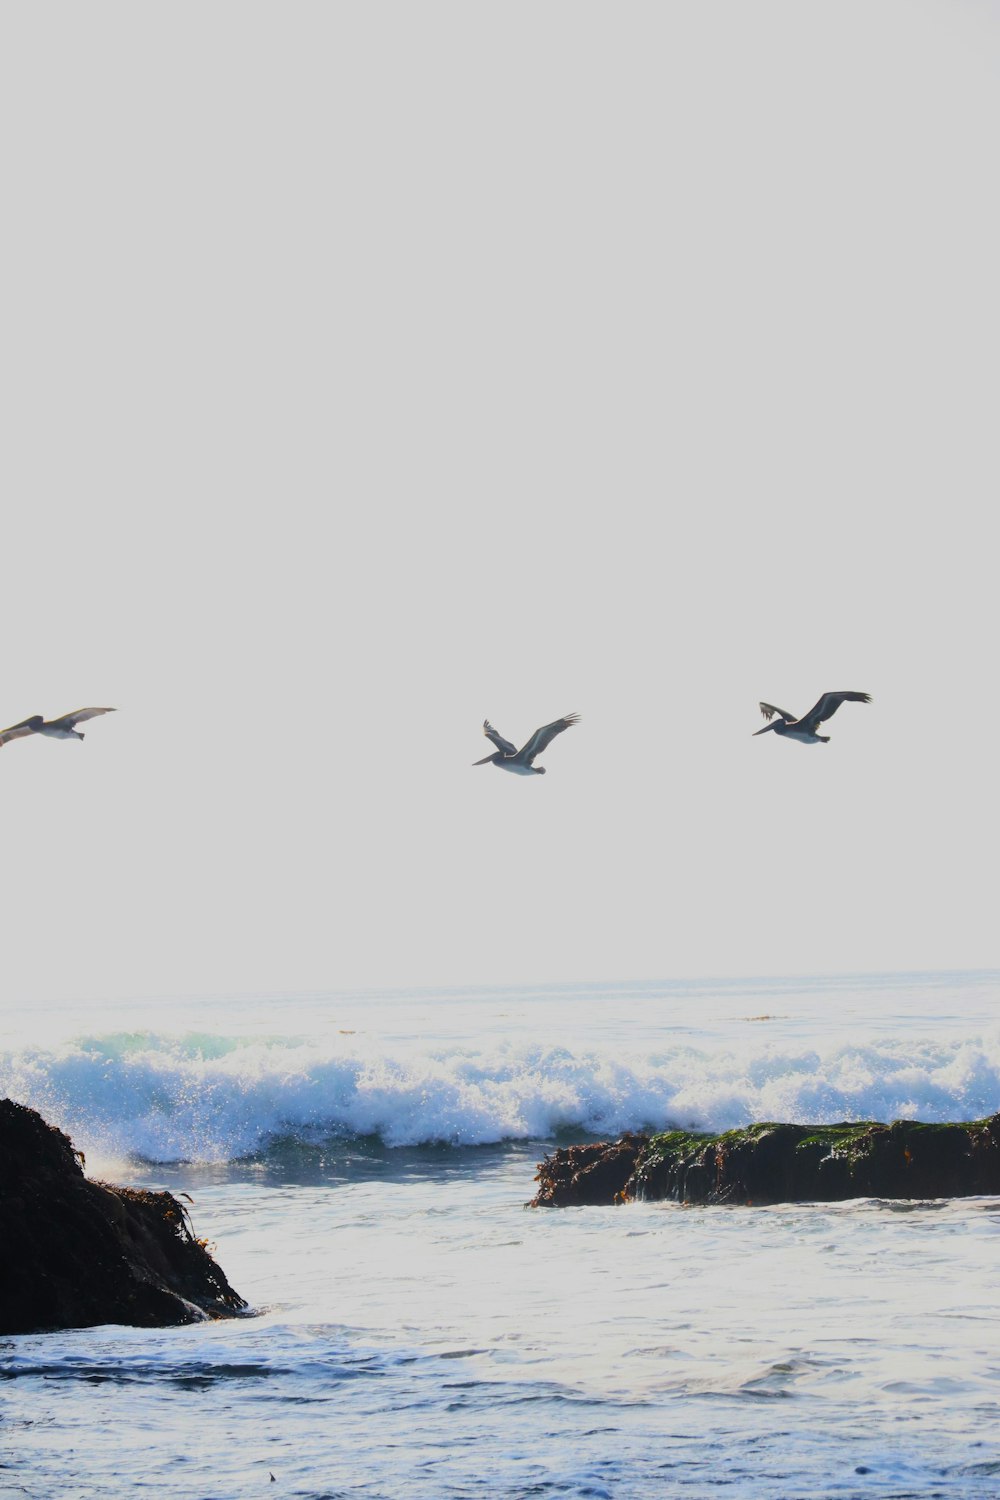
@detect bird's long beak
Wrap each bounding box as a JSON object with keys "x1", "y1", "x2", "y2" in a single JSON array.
[
  {"x1": 472, "y1": 754, "x2": 494, "y2": 765},
  {"x1": 752, "y1": 723, "x2": 776, "y2": 736}
]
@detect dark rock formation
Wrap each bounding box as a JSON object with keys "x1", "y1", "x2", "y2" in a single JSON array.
[
  {"x1": 0, "y1": 1099, "x2": 247, "y2": 1334},
  {"x1": 530, "y1": 1132, "x2": 649, "y2": 1207},
  {"x1": 529, "y1": 1116, "x2": 1000, "y2": 1208}
]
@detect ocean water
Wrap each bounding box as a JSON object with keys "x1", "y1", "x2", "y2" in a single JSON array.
[{"x1": 3, "y1": 972, "x2": 1000, "y2": 1499}]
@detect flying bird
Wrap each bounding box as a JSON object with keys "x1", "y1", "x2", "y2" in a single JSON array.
[
  {"x1": 753, "y1": 692, "x2": 871, "y2": 745},
  {"x1": 473, "y1": 713, "x2": 580, "y2": 775},
  {"x1": 0, "y1": 707, "x2": 116, "y2": 747}
]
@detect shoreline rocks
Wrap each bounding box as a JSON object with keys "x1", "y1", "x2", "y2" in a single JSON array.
[
  {"x1": 530, "y1": 1115, "x2": 1000, "y2": 1208},
  {"x1": 0, "y1": 1099, "x2": 247, "y2": 1334}
]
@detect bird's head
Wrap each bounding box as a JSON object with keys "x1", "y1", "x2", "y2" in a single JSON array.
[
  {"x1": 473, "y1": 753, "x2": 498, "y2": 766},
  {"x1": 752, "y1": 721, "x2": 778, "y2": 737}
]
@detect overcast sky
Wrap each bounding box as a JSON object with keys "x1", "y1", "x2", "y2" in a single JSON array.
[{"x1": 0, "y1": 1, "x2": 996, "y2": 1004}]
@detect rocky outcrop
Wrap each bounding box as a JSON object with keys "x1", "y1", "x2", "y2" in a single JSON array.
[
  {"x1": 0, "y1": 1099, "x2": 247, "y2": 1334},
  {"x1": 530, "y1": 1132, "x2": 650, "y2": 1207},
  {"x1": 530, "y1": 1116, "x2": 1000, "y2": 1208}
]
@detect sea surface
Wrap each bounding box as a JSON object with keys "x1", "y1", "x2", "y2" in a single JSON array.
[{"x1": 3, "y1": 972, "x2": 1000, "y2": 1499}]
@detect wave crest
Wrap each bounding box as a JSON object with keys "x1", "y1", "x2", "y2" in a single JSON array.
[{"x1": 3, "y1": 1029, "x2": 1000, "y2": 1163}]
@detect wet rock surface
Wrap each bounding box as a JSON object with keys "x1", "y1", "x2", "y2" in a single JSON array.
[
  {"x1": 0, "y1": 1099, "x2": 247, "y2": 1334},
  {"x1": 530, "y1": 1116, "x2": 1000, "y2": 1208},
  {"x1": 530, "y1": 1132, "x2": 650, "y2": 1207}
]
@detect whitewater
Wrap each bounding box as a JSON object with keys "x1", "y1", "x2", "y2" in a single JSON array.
[{"x1": 3, "y1": 972, "x2": 1000, "y2": 1498}]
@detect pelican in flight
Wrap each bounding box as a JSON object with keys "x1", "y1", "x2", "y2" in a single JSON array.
[
  {"x1": 0, "y1": 707, "x2": 116, "y2": 747},
  {"x1": 753, "y1": 692, "x2": 871, "y2": 744},
  {"x1": 473, "y1": 713, "x2": 580, "y2": 775}
]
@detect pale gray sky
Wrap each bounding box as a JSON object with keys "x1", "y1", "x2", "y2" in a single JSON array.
[{"x1": 0, "y1": 1, "x2": 997, "y2": 1003}]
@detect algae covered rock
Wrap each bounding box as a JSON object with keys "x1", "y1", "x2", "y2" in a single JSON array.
[
  {"x1": 530, "y1": 1132, "x2": 649, "y2": 1208},
  {"x1": 530, "y1": 1115, "x2": 1000, "y2": 1208},
  {"x1": 0, "y1": 1098, "x2": 247, "y2": 1334}
]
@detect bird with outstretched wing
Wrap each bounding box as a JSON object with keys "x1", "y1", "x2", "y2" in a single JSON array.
[
  {"x1": 474, "y1": 713, "x2": 580, "y2": 774},
  {"x1": 0, "y1": 707, "x2": 116, "y2": 747},
  {"x1": 754, "y1": 692, "x2": 871, "y2": 744}
]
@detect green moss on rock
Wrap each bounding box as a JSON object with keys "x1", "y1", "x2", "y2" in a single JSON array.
[{"x1": 530, "y1": 1114, "x2": 1000, "y2": 1208}]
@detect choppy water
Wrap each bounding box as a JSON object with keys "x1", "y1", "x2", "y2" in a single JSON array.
[{"x1": 3, "y1": 973, "x2": 1000, "y2": 1498}]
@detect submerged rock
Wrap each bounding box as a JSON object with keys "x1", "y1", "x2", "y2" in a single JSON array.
[
  {"x1": 530, "y1": 1116, "x2": 1000, "y2": 1208},
  {"x1": 0, "y1": 1099, "x2": 247, "y2": 1334}
]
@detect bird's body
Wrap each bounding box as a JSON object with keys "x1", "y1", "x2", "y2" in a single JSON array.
[
  {"x1": 474, "y1": 714, "x2": 579, "y2": 774},
  {"x1": 753, "y1": 692, "x2": 871, "y2": 744},
  {"x1": 35, "y1": 719, "x2": 88, "y2": 741},
  {"x1": 0, "y1": 707, "x2": 116, "y2": 747},
  {"x1": 493, "y1": 758, "x2": 544, "y2": 778}
]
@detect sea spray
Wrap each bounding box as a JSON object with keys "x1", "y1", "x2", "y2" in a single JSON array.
[{"x1": 4, "y1": 1023, "x2": 1000, "y2": 1163}]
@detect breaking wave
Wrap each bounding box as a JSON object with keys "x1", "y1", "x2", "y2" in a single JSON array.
[{"x1": 4, "y1": 1026, "x2": 1000, "y2": 1163}]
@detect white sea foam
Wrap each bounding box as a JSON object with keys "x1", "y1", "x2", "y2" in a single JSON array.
[{"x1": 5, "y1": 1025, "x2": 1000, "y2": 1162}]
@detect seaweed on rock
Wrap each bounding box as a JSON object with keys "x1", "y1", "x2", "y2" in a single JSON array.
[
  {"x1": 529, "y1": 1115, "x2": 1000, "y2": 1208},
  {"x1": 530, "y1": 1132, "x2": 649, "y2": 1208}
]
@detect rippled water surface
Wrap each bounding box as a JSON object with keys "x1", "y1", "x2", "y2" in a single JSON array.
[{"x1": 3, "y1": 973, "x2": 1000, "y2": 1497}]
